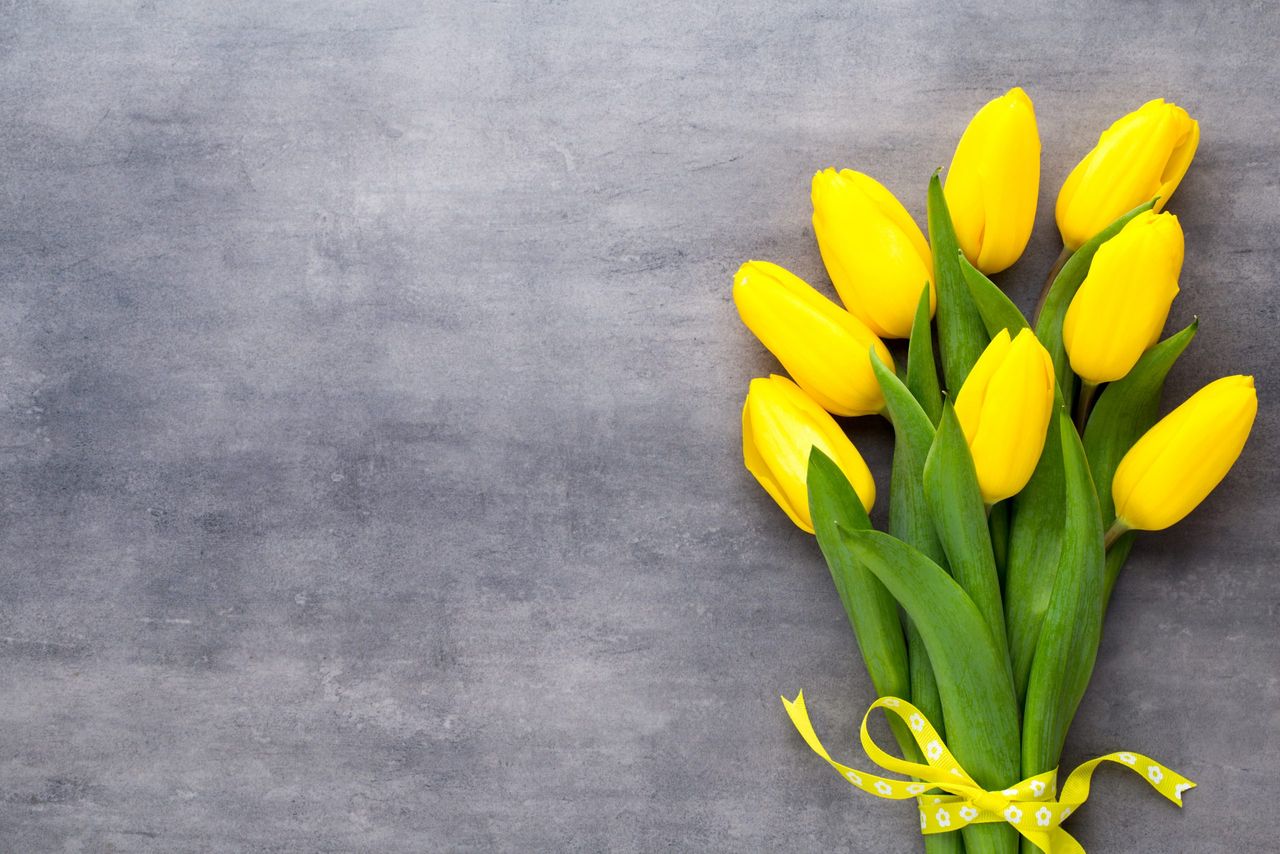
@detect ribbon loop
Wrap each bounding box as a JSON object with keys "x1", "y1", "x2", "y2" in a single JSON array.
[{"x1": 783, "y1": 692, "x2": 1195, "y2": 854}]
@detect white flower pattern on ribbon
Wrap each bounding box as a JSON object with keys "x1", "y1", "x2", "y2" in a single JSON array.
[
  {"x1": 935, "y1": 808, "x2": 951, "y2": 828},
  {"x1": 909, "y1": 713, "x2": 925, "y2": 733},
  {"x1": 1118, "y1": 752, "x2": 1137, "y2": 765},
  {"x1": 1004, "y1": 805, "x2": 1022, "y2": 825},
  {"x1": 1036, "y1": 806, "x2": 1053, "y2": 827},
  {"x1": 926, "y1": 740, "x2": 943, "y2": 761},
  {"x1": 1061, "y1": 806, "x2": 1072, "y2": 819},
  {"x1": 959, "y1": 805, "x2": 978, "y2": 822},
  {"x1": 906, "y1": 783, "x2": 925, "y2": 795},
  {"x1": 1029, "y1": 780, "x2": 1046, "y2": 797},
  {"x1": 1174, "y1": 782, "x2": 1191, "y2": 801},
  {"x1": 874, "y1": 781, "x2": 893, "y2": 795},
  {"x1": 1147, "y1": 765, "x2": 1164, "y2": 784},
  {"x1": 882, "y1": 698, "x2": 900, "y2": 707},
  {"x1": 845, "y1": 770, "x2": 862, "y2": 786},
  {"x1": 1001, "y1": 788, "x2": 1018, "y2": 797},
  {"x1": 920, "y1": 811, "x2": 927, "y2": 830}
]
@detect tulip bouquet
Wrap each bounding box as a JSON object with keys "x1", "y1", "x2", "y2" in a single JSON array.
[{"x1": 734, "y1": 91, "x2": 1257, "y2": 854}]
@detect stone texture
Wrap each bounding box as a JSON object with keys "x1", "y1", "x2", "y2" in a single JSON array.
[{"x1": 0, "y1": 1, "x2": 1275, "y2": 851}]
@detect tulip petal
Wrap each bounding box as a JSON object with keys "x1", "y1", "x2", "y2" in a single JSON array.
[
  {"x1": 743, "y1": 395, "x2": 810, "y2": 532},
  {"x1": 1036, "y1": 200, "x2": 1155, "y2": 405},
  {"x1": 1113, "y1": 376, "x2": 1257, "y2": 531},
  {"x1": 734, "y1": 261, "x2": 891, "y2": 416},
  {"x1": 1056, "y1": 100, "x2": 1198, "y2": 248},
  {"x1": 813, "y1": 169, "x2": 934, "y2": 339},
  {"x1": 1062, "y1": 211, "x2": 1184, "y2": 384}
]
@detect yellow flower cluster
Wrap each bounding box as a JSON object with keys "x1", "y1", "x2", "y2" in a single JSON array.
[
  {"x1": 733, "y1": 90, "x2": 1258, "y2": 854},
  {"x1": 735, "y1": 90, "x2": 1255, "y2": 538}
]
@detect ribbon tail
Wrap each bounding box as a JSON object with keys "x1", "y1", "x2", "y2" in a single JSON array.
[{"x1": 782, "y1": 691, "x2": 837, "y2": 764}]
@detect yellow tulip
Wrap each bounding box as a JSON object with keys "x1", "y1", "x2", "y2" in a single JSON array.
[
  {"x1": 1112, "y1": 376, "x2": 1257, "y2": 532},
  {"x1": 944, "y1": 86, "x2": 1041, "y2": 274},
  {"x1": 742, "y1": 375, "x2": 876, "y2": 533},
  {"x1": 1062, "y1": 211, "x2": 1184, "y2": 384},
  {"x1": 1056, "y1": 98, "x2": 1200, "y2": 249},
  {"x1": 733, "y1": 261, "x2": 893, "y2": 417},
  {"x1": 953, "y1": 328, "x2": 1056, "y2": 504},
  {"x1": 811, "y1": 168, "x2": 934, "y2": 339}
]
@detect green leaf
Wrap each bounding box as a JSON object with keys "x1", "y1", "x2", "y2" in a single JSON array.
[
  {"x1": 831, "y1": 526, "x2": 1020, "y2": 785},
  {"x1": 1021, "y1": 414, "x2": 1105, "y2": 778},
  {"x1": 906, "y1": 284, "x2": 943, "y2": 426},
  {"x1": 1004, "y1": 415, "x2": 1066, "y2": 703},
  {"x1": 1035, "y1": 200, "x2": 1155, "y2": 406},
  {"x1": 959, "y1": 252, "x2": 1029, "y2": 339},
  {"x1": 838, "y1": 527, "x2": 1019, "y2": 854},
  {"x1": 806, "y1": 449, "x2": 914, "y2": 755},
  {"x1": 1083, "y1": 321, "x2": 1198, "y2": 523},
  {"x1": 928, "y1": 172, "x2": 988, "y2": 392},
  {"x1": 875, "y1": 357, "x2": 963, "y2": 854},
  {"x1": 923, "y1": 404, "x2": 1007, "y2": 656},
  {"x1": 874, "y1": 354, "x2": 944, "y2": 566}
]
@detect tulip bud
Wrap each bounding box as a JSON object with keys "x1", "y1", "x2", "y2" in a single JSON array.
[
  {"x1": 743, "y1": 375, "x2": 876, "y2": 533},
  {"x1": 733, "y1": 261, "x2": 894, "y2": 417},
  {"x1": 1062, "y1": 211, "x2": 1184, "y2": 384},
  {"x1": 953, "y1": 328, "x2": 1056, "y2": 504},
  {"x1": 1112, "y1": 376, "x2": 1257, "y2": 532},
  {"x1": 1056, "y1": 99, "x2": 1200, "y2": 250},
  {"x1": 811, "y1": 168, "x2": 934, "y2": 339},
  {"x1": 944, "y1": 86, "x2": 1041, "y2": 275}
]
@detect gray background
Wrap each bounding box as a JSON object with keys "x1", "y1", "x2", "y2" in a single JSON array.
[{"x1": 0, "y1": 1, "x2": 1275, "y2": 851}]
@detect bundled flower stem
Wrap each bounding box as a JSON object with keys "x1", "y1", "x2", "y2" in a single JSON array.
[{"x1": 733, "y1": 90, "x2": 1258, "y2": 853}]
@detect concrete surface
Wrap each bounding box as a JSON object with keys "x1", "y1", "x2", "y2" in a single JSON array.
[{"x1": 0, "y1": 1, "x2": 1275, "y2": 851}]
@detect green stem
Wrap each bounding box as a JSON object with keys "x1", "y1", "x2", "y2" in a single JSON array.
[
  {"x1": 1033, "y1": 245, "x2": 1073, "y2": 325},
  {"x1": 1074, "y1": 381, "x2": 1098, "y2": 434},
  {"x1": 1103, "y1": 518, "x2": 1131, "y2": 551},
  {"x1": 988, "y1": 501, "x2": 1009, "y2": 592}
]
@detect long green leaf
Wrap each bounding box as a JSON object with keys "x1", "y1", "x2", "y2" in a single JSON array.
[
  {"x1": 875, "y1": 354, "x2": 944, "y2": 565},
  {"x1": 835, "y1": 525, "x2": 1019, "y2": 854},
  {"x1": 1005, "y1": 401, "x2": 1068, "y2": 702},
  {"x1": 1035, "y1": 200, "x2": 1155, "y2": 405},
  {"x1": 906, "y1": 284, "x2": 943, "y2": 426},
  {"x1": 1083, "y1": 321, "x2": 1198, "y2": 523},
  {"x1": 1021, "y1": 415, "x2": 1105, "y2": 778},
  {"x1": 959, "y1": 252, "x2": 1029, "y2": 339},
  {"x1": 807, "y1": 449, "x2": 915, "y2": 757},
  {"x1": 871, "y1": 356, "x2": 964, "y2": 854},
  {"x1": 928, "y1": 172, "x2": 988, "y2": 391},
  {"x1": 923, "y1": 405, "x2": 1007, "y2": 655}
]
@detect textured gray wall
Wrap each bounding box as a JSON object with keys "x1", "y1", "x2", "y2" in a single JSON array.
[{"x1": 0, "y1": 1, "x2": 1275, "y2": 851}]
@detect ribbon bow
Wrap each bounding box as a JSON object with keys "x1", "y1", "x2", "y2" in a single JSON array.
[{"x1": 783, "y1": 692, "x2": 1195, "y2": 853}]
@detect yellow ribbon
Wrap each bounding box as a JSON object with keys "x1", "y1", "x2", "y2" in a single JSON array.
[{"x1": 783, "y1": 692, "x2": 1195, "y2": 853}]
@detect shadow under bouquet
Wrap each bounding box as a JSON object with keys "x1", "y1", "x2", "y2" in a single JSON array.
[{"x1": 733, "y1": 90, "x2": 1257, "y2": 853}]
